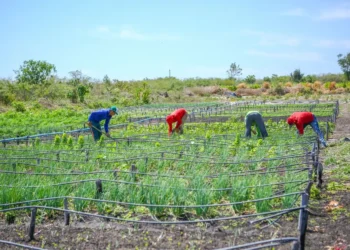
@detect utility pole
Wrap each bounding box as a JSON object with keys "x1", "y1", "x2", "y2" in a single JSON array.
[{"x1": 169, "y1": 69, "x2": 171, "y2": 78}]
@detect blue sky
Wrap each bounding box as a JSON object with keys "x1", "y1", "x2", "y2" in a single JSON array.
[{"x1": 1, "y1": 0, "x2": 350, "y2": 80}]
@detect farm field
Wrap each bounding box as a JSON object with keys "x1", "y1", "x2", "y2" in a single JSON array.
[{"x1": 0, "y1": 100, "x2": 341, "y2": 249}]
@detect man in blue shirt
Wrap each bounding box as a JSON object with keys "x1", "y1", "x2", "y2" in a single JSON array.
[{"x1": 88, "y1": 106, "x2": 118, "y2": 141}]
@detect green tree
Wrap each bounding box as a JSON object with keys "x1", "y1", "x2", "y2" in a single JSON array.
[
  {"x1": 302, "y1": 75, "x2": 316, "y2": 83},
  {"x1": 14, "y1": 60, "x2": 56, "y2": 85},
  {"x1": 337, "y1": 53, "x2": 350, "y2": 80},
  {"x1": 263, "y1": 76, "x2": 271, "y2": 82},
  {"x1": 67, "y1": 70, "x2": 90, "y2": 103},
  {"x1": 227, "y1": 63, "x2": 242, "y2": 80},
  {"x1": 290, "y1": 69, "x2": 304, "y2": 83},
  {"x1": 245, "y1": 75, "x2": 256, "y2": 84}
]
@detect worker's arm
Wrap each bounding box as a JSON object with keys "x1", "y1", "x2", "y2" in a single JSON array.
[
  {"x1": 104, "y1": 116, "x2": 110, "y2": 134},
  {"x1": 296, "y1": 122, "x2": 304, "y2": 135},
  {"x1": 168, "y1": 122, "x2": 173, "y2": 136},
  {"x1": 174, "y1": 118, "x2": 182, "y2": 130}
]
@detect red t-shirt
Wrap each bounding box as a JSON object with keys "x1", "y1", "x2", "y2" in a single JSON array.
[
  {"x1": 287, "y1": 112, "x2": 314, "y2": 135},
  {"x1": 166, "y1": 108, "x2": 187, "y2": 134}
]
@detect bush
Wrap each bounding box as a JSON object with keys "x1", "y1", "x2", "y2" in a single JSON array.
[
  {"x1": 237, "y1": 83, "x2": 247, "y2": 89},
  {"x1": 262, "y1": 82, "x2": 270, "y2": 89},
  {"x1": 269, "y1": 84, "x2": 286, "y2": 96},
  {"x1": 12, "y1": 101, "x2": 26, "y2": 112},
  {"x1": 250, "y1": 83, "x2": 261, "y2": 89},
  {"x1": 0, "y1": 92, "x2": 15, "y2": 105}
]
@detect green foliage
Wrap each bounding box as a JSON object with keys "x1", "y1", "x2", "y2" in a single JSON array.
[
  {"x1": 337, "y1": 53, "x2": 350, "y2": 80},
  {"x1": 11, "y1": 101, "x2": 26, "y2": 112},
  {"x1": 227, "y1": 63, "x2": 242, "y2": 80},
  {"x1": 78, "y1": 135, "x2": 84, "y2": 148},
  {"x1": 61, "y1": 133, "x2": 68, "y2": 144},
  {"x1": 14, "y1": 60, "x2": 56, "y2": 85},
  {"x1": 302, "y1": 74, "x2": 316, "y2": 83},
  {"x1": 5, "y1": 212, "x2": 16, "y2": 224},
  {"x1": 245, "y1": 75, "x2": 256, "y2": 84},
  {"x1": 290, "y1": 69, "x2": 304, "y2": 83},
  {"x1": 54, "y1": 135, "x2": 61, "y2": 146},
  {"x1": 77, "y1": 84, "x2": 89, "y2": 102},
  {"x1": 263, "y1": 76, "x2": 271, "y2": 82},
  {"x1": 67, "y1": 135, "x2": 73, "y2": 148}
]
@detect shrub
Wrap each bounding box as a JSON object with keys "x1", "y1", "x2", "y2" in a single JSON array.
[
  {"x1": 250, "y1": 83, "x2": 261, "y2": 89},
  {"x1": 284, "y1": 82, "x2": 293, "y2": 87},
  {"x1": 237, "y1": 83, "x2": 247, "y2": 89},
  {"x1": 262, "y1": 82, "x2": 270, "y2": 89},
  {"x1": 0, "y1": 92, "x2": 15, "y2": 105},
  {"x1": 12, "y1": 101, "x2": 26, "y2": 112}
]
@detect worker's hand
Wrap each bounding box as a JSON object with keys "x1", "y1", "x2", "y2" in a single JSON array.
[
  {"x1": 87, "y1": 121, "x2": 92, "y2": 127},
  {"x1": 252, "y1": 130, "x2": 257, "y2": 135},
  {"x1": 105, "y1": 133, "x2": 111, "y2": 138}
]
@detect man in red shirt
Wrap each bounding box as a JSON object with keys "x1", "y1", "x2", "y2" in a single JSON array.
[
  {"x1": 287, "y1": 111, "x2": 327, "y2": 147},
  {"x1": 166, "y1": 108, "x2": 188, "y2": 136}
]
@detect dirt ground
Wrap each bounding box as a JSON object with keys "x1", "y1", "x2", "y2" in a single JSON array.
[
  {"x1": 1, "y1": 102, "x2": 350, "y2": 250},
  {"x1": 305, "y1": 101, "x2": 350, "y2": 250}
]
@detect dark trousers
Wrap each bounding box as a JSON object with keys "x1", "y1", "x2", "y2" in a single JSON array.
[{"x1": 245, "y1": 113, "x2": 268, "y2": 138}]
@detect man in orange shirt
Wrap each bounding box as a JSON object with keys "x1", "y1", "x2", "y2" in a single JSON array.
[
  {"x1": 166, "y1": 108, "x2": 188, "y2": 136},
  {"x1": 287, "y1": 111, "x2": 327, "y2": 147}
]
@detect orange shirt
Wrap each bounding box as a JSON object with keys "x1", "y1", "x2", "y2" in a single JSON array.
[{"x1": 166, "y1": 108, "x2": 187, "y2": 134}]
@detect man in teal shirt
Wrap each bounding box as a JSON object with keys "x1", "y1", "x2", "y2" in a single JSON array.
[{"x1": 245, "y1": 111, "x2": 268, "y2": 138}]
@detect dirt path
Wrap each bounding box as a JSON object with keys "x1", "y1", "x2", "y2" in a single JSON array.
[{"x1": 305, "y1": 102, "x2": 350, "y2": 250}]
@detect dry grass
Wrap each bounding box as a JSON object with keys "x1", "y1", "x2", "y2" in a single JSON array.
[
  {"x1": 186, "y1": 86, "x2": 223, "y2": 96},
  {"x1": 237, "y1": 83, "x2": 248, "y2": 89},
  {"x1": 236, "y1": 88, "x2": 262, "y2": 96},
  {"x1": 285, "y1": 82, "x2": 293, "y2": 87},
  {"x1": 312, "y1": 81, "x2": 322, "y2": 90},
  {"x1": 329, "y1": 81, "x2": 337, "y2": 91},
  {"x1": 262, "y1": 82, "x2": 270, "y2": 89}
]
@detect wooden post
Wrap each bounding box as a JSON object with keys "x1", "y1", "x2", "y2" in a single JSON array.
[
  {"x1": 326, "y1": 121, "x2": 329, "y2": 141},
  {"x1": 95, "y1": 179, "x2": 103, "y2": 198},
  {"x1": 37, "y1": 158, "x2": 40, "y2": 165},
  {"x1": 85, "y1": 150, "x2": 89, "y2": 162},
  {"x1": 12, "y1": 163, "x2": 16, "y2": 172},
  {"x1": 298, "y1": 193, "x2": 308, "y2": 250},
  {"x1": 29, "y1": 207, "x2": 37, "y2": 241},
  {"x1": 131, "y1": 164, "x2": 137, "y2": 181},
  {"x1": 56, "y1": 152, "x2": 60, "y2": 162},
  {"x1": 64, "y1": 198, "x2": 70, "y2": 226}
]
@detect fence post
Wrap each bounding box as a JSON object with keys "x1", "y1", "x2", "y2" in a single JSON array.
[
  {"x1": 95, "y1": 179, "x2": 103, "y2": 198},
  {"x1": 131, "y1": 164, "x2": 137, "y2": 181},
  {"x1": 56, "y1": 152, "x2": 60, "y2": 162},
  {"x1": 326, "y1": 121, "x2": 329, "y2": 141},
  {"x1": 64, "y1": 198, "x2": 70, "y2": 226},
  {"x1": 85, "y1": 150, "x2": 89, "y2": 162},
  {"x1": 12, "y1": 163, "x2": 16, "y2": 172},
  {"x1": 29, "y1": 207, "x2": 37, "y2": 241},
  {"x1": 298, "y1": 193, "x2": 309, "y2": 250}
]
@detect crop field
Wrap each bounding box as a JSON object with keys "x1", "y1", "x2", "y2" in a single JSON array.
[{"x1": 0, "y1": 100, "x2": 339, "y2": 249}]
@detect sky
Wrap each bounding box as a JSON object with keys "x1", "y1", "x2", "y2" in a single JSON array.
[{"x1": 1, "y1": 0, "x2": 350, "y2": 80}]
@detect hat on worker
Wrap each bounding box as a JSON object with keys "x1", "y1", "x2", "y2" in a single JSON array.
[{"x1": 110, "y1": 106, "x2": 118, "y2": 114}]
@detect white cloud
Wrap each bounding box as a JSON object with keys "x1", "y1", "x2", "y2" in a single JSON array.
[
  {"x1": 93, "y1": 25, "x2": 181, "y2": 41},
  {"x1": 242, "y1": 30, "x2": 302, "y2": 46},
  {"x1": 246, "y1": 50, "x2": 324, "y2": 62},
  {"x1": 313, "y1": 39, "x2": 350, "y2": 49},
  {"x1": 319, "y1": 7, "x2": 350, "y2": 20},
  {"x1": 281, "y1": 8, "x2": 306, "y2": 17}
]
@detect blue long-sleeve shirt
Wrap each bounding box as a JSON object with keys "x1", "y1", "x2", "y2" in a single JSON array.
[{"x1": 88, "y1": 109, "x2": 112, "y2": 133}]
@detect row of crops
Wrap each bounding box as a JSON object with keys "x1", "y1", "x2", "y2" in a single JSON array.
[
  {"x1": 0, "y1": 99, "x2": 337, "y2": 139},
  {"x1": 0, "y1": 100, "x2": 338, "y2": 249}
]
